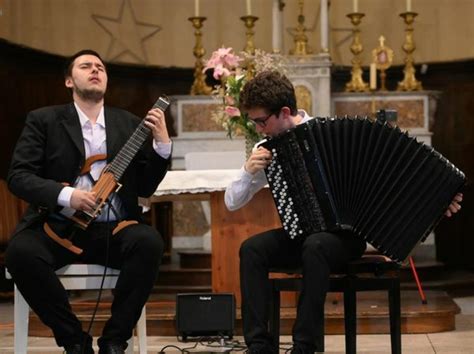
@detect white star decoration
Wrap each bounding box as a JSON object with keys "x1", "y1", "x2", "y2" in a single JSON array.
[{"x1": 92, "y1": 0, "x2": 162, "y2": 64}]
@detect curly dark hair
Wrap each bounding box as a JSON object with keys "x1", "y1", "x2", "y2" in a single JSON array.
[{"x1": 239, "y1": 71, "x2": 297, "y2": 115}]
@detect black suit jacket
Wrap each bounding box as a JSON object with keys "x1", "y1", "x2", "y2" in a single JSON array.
[{"x1": 7, "y1": 103, "x2": 170, "y2": 234}]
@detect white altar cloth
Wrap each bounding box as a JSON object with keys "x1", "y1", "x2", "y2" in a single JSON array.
[{"x1": 154, "y1": 169, "x2": 241, "y2": 196}]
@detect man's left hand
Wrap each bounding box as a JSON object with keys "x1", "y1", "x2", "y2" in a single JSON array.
[
  {"x1": 445, "y1": 192, "x2": 463, "y2": 217},
  {"x1": 144, "y1": 108, "x2": 170, "y2": 144}
]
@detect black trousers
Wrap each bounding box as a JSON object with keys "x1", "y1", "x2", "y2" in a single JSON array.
[
  {"x1": 239, "y1": 228, "x2": 366, "y2": 352},
  {"x1": 5, "y1": 220, "x2": 163, "y2": 348}
]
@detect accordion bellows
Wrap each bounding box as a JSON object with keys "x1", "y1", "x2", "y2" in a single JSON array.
[{"x1": 261, "y1": 117, "x2": 465, "y2": 263}]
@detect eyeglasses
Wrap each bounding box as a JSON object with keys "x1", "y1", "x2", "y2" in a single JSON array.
[{"x1": 249, "y1": 113, "x2": 274, "y2": 127}]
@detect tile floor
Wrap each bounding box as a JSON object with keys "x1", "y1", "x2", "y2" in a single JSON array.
[{"x1": 0, "y1": 296, "x2": 473, "y2": 353}]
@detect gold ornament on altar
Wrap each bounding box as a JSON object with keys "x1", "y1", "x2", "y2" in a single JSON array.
[
  {"x1": 371, "y1": 36, "x2": 394, "y2": 91},
  {"x1": 397, "y1": 11, "x2": 423, "y2": 91},
  {"x1": 289, "y1": 0, "x2": 313, "y2": 56},
  {"x1": 345, "y1": 12, "x2": 369, "y2": 92},
  {"x1": 240, "y1": 15, "x2": 259, "y2": 55},
  {"x1": 189, "y1": 16, "x2": 212, "y2": 95}
]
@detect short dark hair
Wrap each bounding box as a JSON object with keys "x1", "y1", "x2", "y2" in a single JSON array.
[
  {"x1": 239, "y1": 71, "x2": 297, "y2": 115},
  {"x1": 64, "y1": 49, "x2": 105, "y2": 77}
]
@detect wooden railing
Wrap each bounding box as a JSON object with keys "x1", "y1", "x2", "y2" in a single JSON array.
[{"x1": 0, "y1": 179, "x2": 27, "y2": 252}]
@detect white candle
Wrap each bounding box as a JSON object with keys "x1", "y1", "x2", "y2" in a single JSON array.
[
  {"x1": 353, "y1": 0, "x2": 358, "y2": 13},
  {"x1": 246, "y1": 0, "x2": 252, "y2": 15},
  {"x1": 406, "y1": 0, "x2": 412, "y2": 12},
  {"x1": 272, "y1": 0, "x2": 283, "y2": 53},
  {"x1": 370, "y1": 63, "x2": 377, "y2": 90},
  {"x1": 195, "y1": 0, "x2": 200, "y2": 17}
]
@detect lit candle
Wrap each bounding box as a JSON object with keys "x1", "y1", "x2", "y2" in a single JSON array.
[
  {"x1": 406, "y1": 0, "x2": 412, "y2": 12},
  {"x1": 370, "y1": 63, "x2": 377, "y2": 90},
  {"x1": 353, "y1": 0, "x2": 358, "y2": 13},
  {"x1": 195, "y1": 0, "x2": 200, "y2": 17},
  {"x1": 246, "y1": 0, "x2": 252, "y2": 15}
]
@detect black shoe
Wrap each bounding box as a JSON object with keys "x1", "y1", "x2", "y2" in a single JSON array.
[
  {"x1": 246, "y1": 344, "x2": 277, "y2": 354},
  {"x1": 290, "y1": 345, "x2": 323, "y2": 354},
  {"x1": 98, "y1": 341, "x2": 126, "y2": 354},
  {"x1": 64, "y1": 335, "x2": 94, "y2": 354}
]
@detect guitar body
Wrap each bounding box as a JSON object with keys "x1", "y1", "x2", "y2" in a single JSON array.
[{"x1": 70, "y1": 171, "x2": 121, "y2": 229}]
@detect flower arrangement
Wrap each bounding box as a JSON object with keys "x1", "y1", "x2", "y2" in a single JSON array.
[{"x1": 203, "y1": 47, "x2": 286, "y2": 148}]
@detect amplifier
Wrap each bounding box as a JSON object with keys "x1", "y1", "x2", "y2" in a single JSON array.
[{"x1": 176, "y1": 293, "x2": 235, "y2": 340}]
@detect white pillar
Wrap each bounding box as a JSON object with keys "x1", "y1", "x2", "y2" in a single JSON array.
[
  {"x1": 272, "y1": 0, "x2": 283, "y2": 53},
  {"x1": 320, "y1": 0, "x2": 329, "y2": 53}
]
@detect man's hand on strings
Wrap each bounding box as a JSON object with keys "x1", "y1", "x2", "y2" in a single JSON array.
[
  {"x1": 144, "y1": 108, "x2": 170, "y2": 144},
  {"x1": 71, "y1": 189, "x2": 97, "y2": 213},
  {"x1": 244, "y1": 147, "x2": 272, "y2": 175}
]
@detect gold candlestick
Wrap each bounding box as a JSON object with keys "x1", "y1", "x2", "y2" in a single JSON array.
[
  {"x1": 345, "y1": 12, "x2": 369, "y2": 92},
  {"x1": 189, "y1": 16, "x2": 212, "y2": 95},
  {"x1": 397, "y1": 12, "x2": 423, "y2": 91},
  {"x1": 240, "y1": 15, "x2": 259, "y2": 54},
  {"x1": 289, "y1": 0, "x2": 312, "y2": 55}
]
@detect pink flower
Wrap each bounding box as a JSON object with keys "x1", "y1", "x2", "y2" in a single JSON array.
[
  {"x1": 212, "y1": 64, "x2": 231, "y2": 80},
  {"x1": 203, "y1": 47, "x2": 242, "y2": 80},
  {"x1": 225, "y1": 106, "x2": 241, "y2": 117}
]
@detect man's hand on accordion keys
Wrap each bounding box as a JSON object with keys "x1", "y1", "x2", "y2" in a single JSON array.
[
  {"x1": 445, "y1": 193, "x2": 463, "y2": 218},
  {"x1": 244, "y1": 146, "x2": 272, "y2": 175}
]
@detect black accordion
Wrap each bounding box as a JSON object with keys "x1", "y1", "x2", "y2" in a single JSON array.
[{"x1": 260, "y1": 117, "x2": 465, "y2": 262}]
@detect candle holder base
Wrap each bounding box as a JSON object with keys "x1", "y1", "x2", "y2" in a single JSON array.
[
  {"x1": 344, "y1": 12, "x2": 369, "y2": 92},
  {"x1": 240, "y1": 15, "x2": 259, "y2": 54},
  {"x1": 397, "y1": 12, "x2": 423, "y2": 91},
  {"x1": 189, "y1": 16, "x2": 212, "y2": 95}
]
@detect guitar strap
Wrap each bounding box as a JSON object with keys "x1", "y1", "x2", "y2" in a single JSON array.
[{"x1": 43, "y1": 222, "x2": 83, "y2": 255}]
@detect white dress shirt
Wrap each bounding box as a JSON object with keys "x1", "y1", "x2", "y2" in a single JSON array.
[
  {"x1": 57, "y1": 103, "x2": 171, "y2": 221},
  {"x1": 224, "y1": 110, "x2": 312, "y2": 211}
]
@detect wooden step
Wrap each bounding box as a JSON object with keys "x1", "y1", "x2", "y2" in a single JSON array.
[
  {"x1": 152, "y1": 284, "x2": 212, "y2": 294},
  {"x1": 28, "y1": 290, "x2": 460, "y2": 337},
  {"x1": 399, "y1": 259, "x2": 446, "y2": 282},
  {"x1": 156, "y1": 263, "x2": 211, "y2": 286},
  {"x1": 177, "y1": 248, "x2": 211, "y2": 269},
  {"x1": 400, "y1": 269, "x2": 474, "y2": 293}
]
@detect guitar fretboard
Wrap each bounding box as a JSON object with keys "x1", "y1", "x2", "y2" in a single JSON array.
[{"x1": 108, "y1": 96, "x2": 170, "y2": 180}]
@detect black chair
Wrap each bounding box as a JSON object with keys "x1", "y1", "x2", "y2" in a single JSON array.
[{"x1": 269, "y1": 254, "x2": 401, "y2": 354}]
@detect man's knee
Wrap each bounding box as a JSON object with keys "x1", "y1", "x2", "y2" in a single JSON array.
[
  {"x1": 5, "y1": 235, "x2": 41, "y2": 274},
  {"x1": 239, "y1": 236, "x2": 257, "y2": 259},
  {"x1": 132, "y1": 224, "x2": 164, "y2": 260}
]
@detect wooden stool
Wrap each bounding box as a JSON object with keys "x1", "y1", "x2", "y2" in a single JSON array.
[{"x1": 269, "y1": 255, "x2": 401, "y2": 354}]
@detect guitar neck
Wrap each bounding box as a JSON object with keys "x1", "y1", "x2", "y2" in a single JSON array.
[{"x1": 108, "y1": 96, "x2": 170, "y2": 180}]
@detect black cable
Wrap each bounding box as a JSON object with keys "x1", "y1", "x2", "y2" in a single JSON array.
[
  {"x1": 81, "y1": 195, "x2": 115, "y2": 354},
  {"x1": 159, "y1": 335, "x2": 247, "y2": 353},
  {"x1": 158, "y1": 342, "x2": 199, "y2": 353}
]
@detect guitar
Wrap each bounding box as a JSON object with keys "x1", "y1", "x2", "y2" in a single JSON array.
[
  {"x1": 71, "y1": 96, "x2": 170, "y2": 229},
  {"x1": 45, "y1": 96, "x2": 170, "y2": 254}
]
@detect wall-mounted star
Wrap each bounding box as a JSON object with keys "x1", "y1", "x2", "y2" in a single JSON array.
[{"x1": 92, "y1": 0, "x2": 161, "y2": 64}]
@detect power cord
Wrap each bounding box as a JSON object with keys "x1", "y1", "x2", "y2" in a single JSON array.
[
  {"x1": 158, "y1": 335, "x2": 247, "y2": 353},
  {"x1": 81, "y1": 196, "x2": 115, "y2": 354}
]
